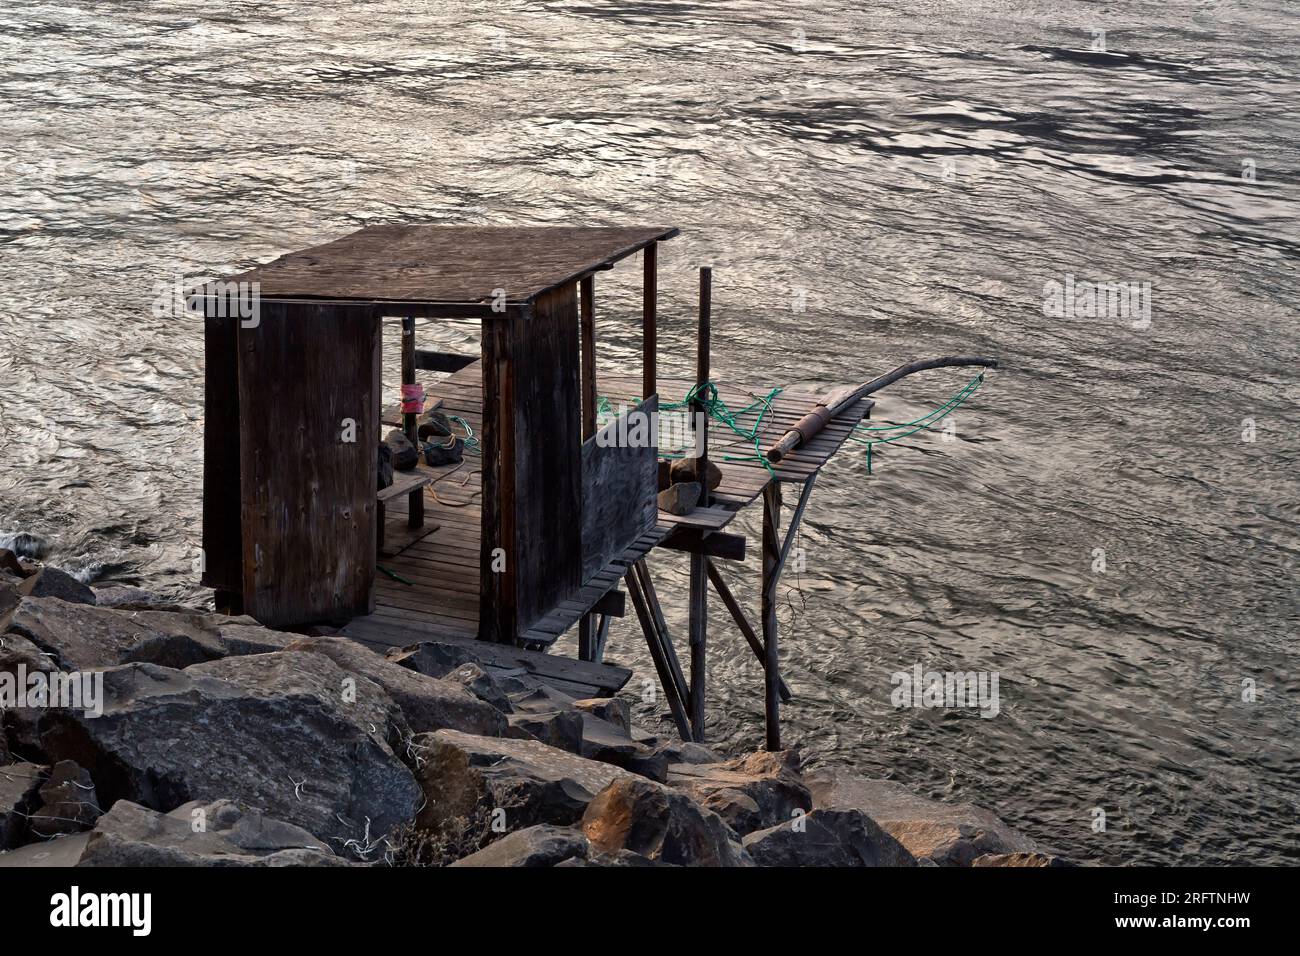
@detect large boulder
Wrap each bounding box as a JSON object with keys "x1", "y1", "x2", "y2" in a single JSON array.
[
  {"x1": 76, "y1": 799, "x2": 348, "y2": 867},
  {"x1": 16, "y1": 653, "x2": 420, "y2": 854},
  {"x1": 508, "y1": 710, "x2": 584, "y2": 755},
  {"x1": 668, "y1": 750, "x2": 812, "y2": 836},
  {"x1": 581, "y1": 777, "x2": 752, "y2": 867},
  {"x1": 384, "y1": 641, "x2": 481, "y2": 679},
  {"x1": 28, "y1": 759, "x2": 100, "y2": 838},
  {"x1": 805, "y1": 768, "x2": 1039, "y2": 866},
  {"x1": 3, "y1": 597, "x2": 297, "y2": 671},
  {"x1": 742, "y1": 808, "x2": 916, "y2": 867},
  {"x1": 443, "y1": 662, "x2": 513, "y2": 714},
  {"x1": 284, "y1": 636, "x2": 507, "y2": 737},
  {"x1": 22, "y1": 567, "x2": 96, "y2": 606},
  {"x1": 408, "y1": 729, "x2": 634, "y2": 861},
  {"x1": 0, "y1": 762, "x2": 46, "y2": 849},
  {"x1": 449, "y1": 824, "x2": 590, "y2": 868}
]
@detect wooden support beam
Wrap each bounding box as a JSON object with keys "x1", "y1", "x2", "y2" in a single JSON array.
[
  {"x1": 400, "y1": 317, "x2": 424, "y2": 530},
  {"x1": 760, "y1": 475, "x2": 818, "y2": 750},
  {"x1": 593, "y1": 613, "x2": 612, "y2": 664},
  {"x1": 642, "y1": 243, "x2": 657, "y2": 399},
  {"x1": 580, "y1": 275, "x2": 597, "y2": 441},
  {"x1": 635, "y1": 559, "x2": 690, "y2": 710},
  {"x1": 704, "y1": 558, "x2": 792, "y2": 702},
  {"x1": 659, "y1": 528, "x2": 746, "y2": 562},
  {"x1": 762, "y1": 482, "x2": 782, "y2": 750},
  {"x1": 687, "y1": 266, "x2": 712, "y2": 742},
  {"x1": 625, "y1": 563, "x2": 691, "y2": 740}
]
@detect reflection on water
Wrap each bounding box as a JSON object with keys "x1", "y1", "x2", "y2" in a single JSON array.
[{"x1": 1, "y1": 0, "x2": 1297, "y2": 865}]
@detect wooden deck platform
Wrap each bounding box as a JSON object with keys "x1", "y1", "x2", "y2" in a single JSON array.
[{"x1": 340, "y1": 361, "x2": 870, "y2": 655}]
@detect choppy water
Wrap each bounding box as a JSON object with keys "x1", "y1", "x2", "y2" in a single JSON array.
[{"x1": 1, "y1": 0, "x2": 1297, "y2": 865}]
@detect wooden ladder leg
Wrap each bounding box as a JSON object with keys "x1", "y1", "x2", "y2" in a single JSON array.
[{"x1": 688, "y1": 552, "x2": 707, "y2": 742}]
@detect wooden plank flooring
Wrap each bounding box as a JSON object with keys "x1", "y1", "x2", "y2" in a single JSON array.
[{"x1": 348, "y1": 361, "x2": 870, "y2": 651}]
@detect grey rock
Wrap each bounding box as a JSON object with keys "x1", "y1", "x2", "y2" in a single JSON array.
[
  {"x1": 0, "y1": 762, "x2": 46, "y2": 849},
  {"x1": 669, "y1": 457, "x2": 722, "y2": 491},
  {"x1": 804, "y1": 768, "x2": 1040, "y2": 866},
  {"x1": 21, "y1": 654, "x2": 420, "y2": 854},
  {"x1": 668, "y1": 750, "x2": 812, "y2": 836},
  {"x1": 384, "y1": 429, "x2": 419, "y2": 470},
  {"x1": 385, "y1": 641, "x2": 480, "y2": 679},
  {"x1": 3, "y1": 597, "x2": 298, "y2": 672},
  {"x1": 581, "y1": 776, "x2": 752, "y2": 867},
  {"x1": 443, "y1": 661, "x2": 513, "y2": 714},
  {"x1": 29, "y1": 759, "x2": 100, "y2": 838},
  {"x1": 422, "y1": 437, "x2": 464, "y2": 467},
  {"x1": 654, "y1": 740, "x2": 725, "y2": 765},
  {"x1": 509, "y1": 710, "x2": 584, "y2": 755},
  {"x1": 657, "y1": 481, "x2": 701, "y2": 516},
  {"x1": 742, "y1": 808, "x2": 916, "y2": 867},
  {"x1": 93, "y1": 586, "x2": 163, "y2": 609},
  {"x1": 77, "y1": 799, "x2": 347, "y2": 867},
  {"x1": 572, "y1": 697, "x2": 630, "y2": 733},
  {"x1": 0, "y1": 832, "x2": 88, "y2": 866},
  {"x1": 284, "y1": 636, "x2": 506, "y2": 737},
  {"x1": 417, "y1": 411, "x2": 454, "y2": 441},
  {"x1": 378, "y1": 441, "x2": 394, "y2": 491},
  {"x1": 25, "y1": 568, "x2": 96, "y2": 606},
  {"x1": 450, "y1": 824, "x2": 589, "y2": 867},
  {"x1": 581, "y1": 715, "x2": 668, "y2": 782}
]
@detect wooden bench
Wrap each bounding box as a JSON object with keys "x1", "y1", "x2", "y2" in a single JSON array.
[{"x1": 377, "y1": 465, "x2": 439, "y2": 557}]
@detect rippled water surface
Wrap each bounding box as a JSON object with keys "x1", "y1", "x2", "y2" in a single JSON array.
[{"x1": 2, "y1": 1, "x2": 1297, "y2": 865}]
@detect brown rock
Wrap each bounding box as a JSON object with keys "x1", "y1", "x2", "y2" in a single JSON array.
[
  {"x1": 581, "y1": 777, "x2": 751, "y2": 867},
  {"x1": 449, "y1": 824, "x2": 589, "y2": 867},
  {"x1": 805, "y1": 768, "x2": 1039, "y2": 866},
  {"x1": 668, "y1": 750, "x2": 812, "y2": 836},
  {"x1": 972, "y1": 851, "x2": 1079, "y2": 867}
]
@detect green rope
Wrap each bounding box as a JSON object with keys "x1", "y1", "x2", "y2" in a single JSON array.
[
  {"x1": 597, "y1": 372, "x2": 986, "y2": 478},
  {"x1": 450, "y1": 415, "x2": 481, "y2": 455},
  {"x1": 377, "y1": 565, "x2": 414, "y2": 586},
  {"x1": 848, "y1": 373, "x2": 984, "y2": 473}
]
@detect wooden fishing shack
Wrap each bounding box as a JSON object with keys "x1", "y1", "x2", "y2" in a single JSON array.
[{"x1": 198, "y1": 224, "x2": 909, "y2": 748}]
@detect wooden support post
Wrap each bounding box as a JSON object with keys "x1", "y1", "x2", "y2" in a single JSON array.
[
  {"x1": 705, "y1": 558, "x2": 792, "y2": 702},
  {"x1": 626, "y1": 563, "x2": 692, "y2": 740},
  {"x1": 762, "y1": 482, "x2": 782, "y2": 750},
  {"x1": 759, "y1": 475, "x2": 818, "y2": 750},
  {"x1": 687, "y1": 266, "x2": 712, "y2": 742},
  {"x1": 593, "y1": 613, "x2": 612, "y2": 664},
  {"x1": 577, "y1": 275, "x2": 599, "y2": 660},
  {"x1": 635, "y1": 560, "x2": 690, "y2": 708},
  {"x1": 401, "y1": 317, "x2": 424, "y2": 530},
  {"x1": 642, "y1": 243, "x2": 657, "y2": 400},
  {"x1": 580, "y1": 275, "x2": 597, "y2": 441}
]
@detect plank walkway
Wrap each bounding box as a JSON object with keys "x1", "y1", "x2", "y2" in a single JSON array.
[{"x1": 342, "y1": 361, "x2": 870, "y2": 655}]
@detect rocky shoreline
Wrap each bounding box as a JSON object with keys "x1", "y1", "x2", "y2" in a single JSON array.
[{"x1": 1, "y1": 554, "x2": 1073, "y2": 867}]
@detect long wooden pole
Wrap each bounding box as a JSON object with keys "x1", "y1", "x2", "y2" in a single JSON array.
[
  {"x1": 642, "y1": 243, "x2": 657, "y2": 399},
  {"x1": 762, "y1": 481, "x2": 782, "y2": 750},
  {"x1": 578, "y1": 276, "x2": 598, "y2": 660},
  {"x1": 688, "y1": 267, "x2": 712, "y2": 741},
  {"x1": 766, "y1": 355, "x2": 998, "y2": 463},
  {"x1": 401, "y1": 317, "x2": 424, "y2": 530}
]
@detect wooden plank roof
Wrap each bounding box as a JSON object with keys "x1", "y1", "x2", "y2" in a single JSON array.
[{"x1": 221, "y1": 224, "x2": 678, "y2": 306}]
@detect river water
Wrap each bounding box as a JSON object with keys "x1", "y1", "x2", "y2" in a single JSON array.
[{"x1": 1, "y1": 1, "x2": 1296, "y2": 865}]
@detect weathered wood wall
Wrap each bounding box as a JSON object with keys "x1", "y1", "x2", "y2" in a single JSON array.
[
  {"x1": 480, "y1": 284, "x2": 583, "y2": 642},
  {"x1": 235, "y1": 302, "x2": 380, "y2": 627},
  {"x1": 201, "y1": 313, "x2": 242, "y2": 598},
  {"x1": 580, "y1": 395, "x2": 658, "y2": 582}
]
